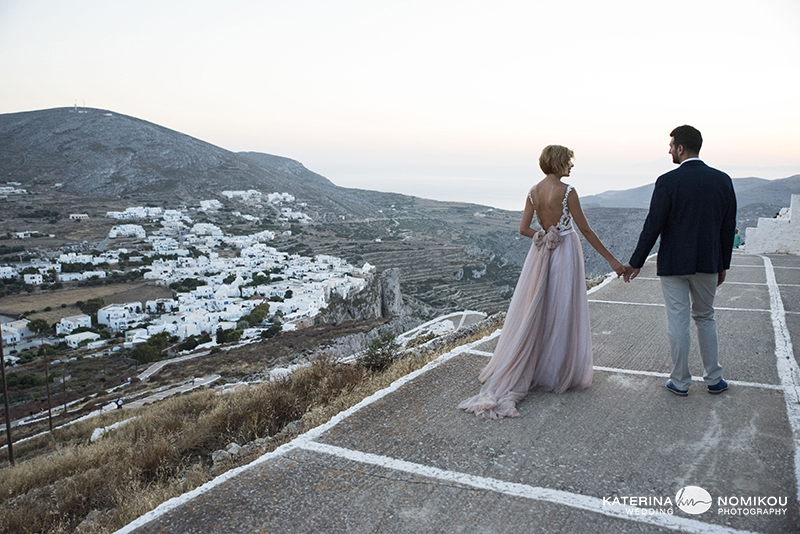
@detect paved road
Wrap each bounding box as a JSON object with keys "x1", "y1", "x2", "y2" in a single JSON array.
[
  {"x1": 117, "y1": 251, "x2": 800, "y2": 534},
  {"x1": 122, "y1": 375, "x2": 221, "y2": 409}
]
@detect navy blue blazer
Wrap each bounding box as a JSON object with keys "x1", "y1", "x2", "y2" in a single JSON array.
[{"x1": 628, "y1": 160, "x2": 737, "y2": 276}]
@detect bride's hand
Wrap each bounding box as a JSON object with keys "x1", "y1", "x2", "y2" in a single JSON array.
[{"x1": 609, "y1": 258, "x2": 625, "y2": 278}]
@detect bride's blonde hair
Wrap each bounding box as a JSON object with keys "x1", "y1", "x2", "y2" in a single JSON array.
[{"x1": 539, "y1": 145, "x2": 574, "y2": 175}]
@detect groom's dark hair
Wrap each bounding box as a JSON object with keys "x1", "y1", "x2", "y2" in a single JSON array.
[{"x1": 670, "y1": 125, "x2": 702, "y2": 155}]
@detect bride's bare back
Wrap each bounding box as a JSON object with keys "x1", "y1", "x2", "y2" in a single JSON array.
[{"x1": 529, "y1": 178, "x2": 570, "y2": 230}]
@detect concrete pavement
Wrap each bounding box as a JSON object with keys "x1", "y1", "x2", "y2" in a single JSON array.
[{"x1": 117, "y1": 251, "x2": 800, "y2": 534}]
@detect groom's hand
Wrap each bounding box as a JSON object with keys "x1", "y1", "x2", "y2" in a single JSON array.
[{"x1": 717, "y1": 270, "x2": 726, "y2": 286}]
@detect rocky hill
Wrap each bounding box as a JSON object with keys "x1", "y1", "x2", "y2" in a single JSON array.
[{"x1": 0, "y1": 107, "x2": 415, "y2": 221}]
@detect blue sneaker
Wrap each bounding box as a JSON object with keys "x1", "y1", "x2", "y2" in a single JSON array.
[
  {"x1": 708, "y1": 379, "x2": 729, "y2": 394},
  {"x1": 665, "y1": 380, "x2": 689, "y2": 396}
]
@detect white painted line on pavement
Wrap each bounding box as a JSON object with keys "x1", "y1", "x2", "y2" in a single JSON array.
[
  {"x1": 633, "y1": 277, "x2": 768, "y2": 285},
  {"x1": 731, "y1": 264, "x2": 800, "y2": 271},
  {"x1": 707, "y1": 306, "x2": 771, "y2": 313},
  {"x1": 589, "y1": 299, "x2": 665, "y2": 307},
  {"x1": 588, "y1": 299, "x2": 772, "y2": 313},
  {"x1": 631, "y1": 277, "x2": 800, "y2": 289},
  {"x1": 461, "y1": 354, "x2": 785, "y2": 391},
  {"x1": 301, "y1": 441, "x2": 758, "y2": 534},
  {"x1": 761, "y1": 255, "x2": 800, "y2": 509},
  {"x1": 466, "y1": 349, "x2": 494, "y2": 357},
  {"x1": 729, "y1": 264, "x2": 781, "y2": 269},
  {"x1": 592, "y1": 366, "x2": 784, "y2": 391}
]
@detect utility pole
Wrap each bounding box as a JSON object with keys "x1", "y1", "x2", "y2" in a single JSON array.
[
  {"x1": 45, "y1": 357, "x2": 53, "y2": 432},
  {"x1": 1, "y1": 326, "x2": 15, "y2": 465},
  {"x1": 62, "y1": 366, "x2": 68, "y2": 415}
]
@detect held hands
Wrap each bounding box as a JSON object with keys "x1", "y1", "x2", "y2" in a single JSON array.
[
  {"x1": 608, "y1": 258, "x2": 639, "y2": 283},
  {"x1": 621, "y1": 264, "x2": 639, "y2": 283}
]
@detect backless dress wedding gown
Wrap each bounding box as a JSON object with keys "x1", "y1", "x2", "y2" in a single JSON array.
[{"x1": 458, "y1": 185, "x2": 593, "y2": 418}]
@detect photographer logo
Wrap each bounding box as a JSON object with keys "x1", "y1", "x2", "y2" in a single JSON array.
[{"x1": 676, "y1": 486, "x2": 712, "y2": 514}]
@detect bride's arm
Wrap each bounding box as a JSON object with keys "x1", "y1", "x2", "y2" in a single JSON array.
[
  {"x1": 519, "y1": 194, "x2": 537, "y2": 239},
  {"x1": 568, "y1": 188, "x2": 624, "y2": 275}
]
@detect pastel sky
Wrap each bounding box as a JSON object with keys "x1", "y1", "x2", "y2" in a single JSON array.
[{"x1": 1, "y1": 0, "x2": 799, "y2": 210}]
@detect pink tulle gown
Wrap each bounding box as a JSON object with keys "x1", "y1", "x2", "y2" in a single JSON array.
[{"x1": 459, "y1": 185, "x2": 593, "y2": 419}]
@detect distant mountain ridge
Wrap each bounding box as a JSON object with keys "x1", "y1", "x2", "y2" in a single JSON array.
[
  {"x1": 582, "y1": 175, "x2": 800, "y2": 209},
  {"x1": 2, "y1": 107, "x2": 797, "y2": 215}
]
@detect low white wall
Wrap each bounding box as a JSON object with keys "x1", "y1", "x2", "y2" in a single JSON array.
[{"x1": 745, "y1": 194, "x2": 800, "y2": 255}]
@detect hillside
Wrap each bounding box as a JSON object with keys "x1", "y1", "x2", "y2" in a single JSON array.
[
  {"x1": 0, "y1": 108, "x2": 535, "y2": 312},
  {"x1": 1, "y1": 107, "x2": 796, "y2": 312}
]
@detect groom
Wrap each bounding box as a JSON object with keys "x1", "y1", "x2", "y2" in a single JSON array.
[{"x1": 624, "y1": 125, "x2": 737, "y2": 396}]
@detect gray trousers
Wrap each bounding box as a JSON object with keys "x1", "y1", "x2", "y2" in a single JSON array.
[{"x1": 660, "y1": 273, "x2": 724, "y2": 390}]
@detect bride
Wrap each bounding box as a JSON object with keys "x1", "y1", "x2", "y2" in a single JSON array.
[{"x1": 459, "y1": 145, "x2": 625, "y2": 419}]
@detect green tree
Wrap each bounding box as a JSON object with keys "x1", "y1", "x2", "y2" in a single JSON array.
[
  {"x1": 6, "y1": 372, "x2": 46, "y2": 389},
  {"x1": 261, "y1": 319, "x2": 282, "y2": 339},
  {"x1": 216, "y1": 328, "x2": 242, "y2": 344},
  {"x1": 27, "y1": 318, "x2": 51, "y2": 335},
  {"x1": 78, "y1": 297, "x2": 105, "y2": 317},
  {"x1": 129, "y1": 332, "x2": 175, "y2": 364},
  {"x1": 359, "y1": 332, "x2": 400, "y2": 372},
  {"x1": 247, "y1": 273, "x2": 270, "y2": 287},
  {"x1": 242, "y1": 303, "x2": 270, "y2": 327}
]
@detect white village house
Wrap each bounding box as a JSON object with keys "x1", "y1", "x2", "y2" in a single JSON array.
[
  {"x1": 108, "y1": 224, "x2": 146, "y2": 239},
  {"x1": 24, "y1": 273, "x2": 43, "y2": 285},
  {"x1": 65, "y1": 331, "x2": 101, "y2": 348},
  {"x1": 1, "y1": 319, "x2": 31, "y2": 345},
  {"x1": 97, "y1": 302, "x2": 146, "y2": 331},
  {"x1": 56, "y1": 314, "x2": 93, "y2": 336}
]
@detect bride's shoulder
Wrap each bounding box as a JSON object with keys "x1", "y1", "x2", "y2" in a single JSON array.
[{"x1": 529, "y1": 178, "x2": 549, "y2": 194}]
